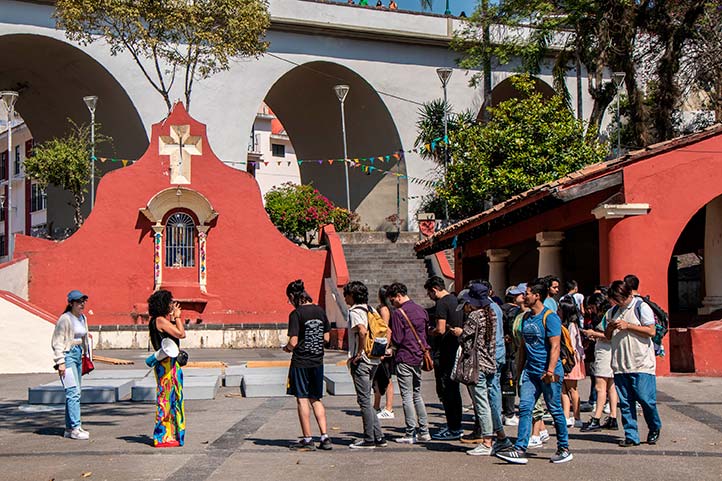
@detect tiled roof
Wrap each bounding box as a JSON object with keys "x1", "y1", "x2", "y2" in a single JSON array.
[{"x1": 415, "y1": 123, "x2": 722, "y2": 254}]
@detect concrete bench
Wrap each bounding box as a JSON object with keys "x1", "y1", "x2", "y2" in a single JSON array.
[
  {"x1": 224, "y1": 365, "x2": 245, "y2": 388},
  {"x1": 84, "y1": 369, "x2": 150, "y2": 380},
  {"x1": 324, "y1": 371, "x2": 355, "y2": 396},
  {"x1": 28, "y1": 379, "x2": 135, "y2": 404},
  {"x1": 131, "y1": 374, "x2": 221, "y2": 402},
  {"x1": 241, "y1": 372, "x2": 288, "y2": 398}
]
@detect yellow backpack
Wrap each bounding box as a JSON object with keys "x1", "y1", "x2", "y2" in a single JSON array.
[{"x1": 356, "y1": 306, "x2": 389, "y2": 359}]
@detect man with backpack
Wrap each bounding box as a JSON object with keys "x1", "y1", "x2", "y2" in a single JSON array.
[
  {"x1": 343, "y1": 281, "x2": 387, "y2": 449},
  {"x1": 495, "y1": 278, "x2": 573, "y2": 465},
  {"x1": 624, "y1": 274, "x2": 668, "y2": 357}
]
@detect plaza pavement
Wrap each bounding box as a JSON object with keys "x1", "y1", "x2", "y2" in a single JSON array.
[{"x1": 1, "y1": 348, "x2": 721, "y2": 481}]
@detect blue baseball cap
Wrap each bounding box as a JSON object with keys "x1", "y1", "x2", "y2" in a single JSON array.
[
  {"x1": 506, "y1": 283, "x2": 527, "y2": 296},
  {"x1": 67, "y1": 290, "x2": 88, "y2": 302}
]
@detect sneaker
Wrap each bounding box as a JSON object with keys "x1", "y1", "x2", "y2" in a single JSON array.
[
  {"x1": 647, "y1": 430, "x2": 660, "y2": 445},
  {"x1": 396, "y1": 435, "x2": 417, "y2": 444},
  {"x1": 566, "y1": 416, "x2": 574, "y2": 428},
  {"x1": 550, "y1": 448, "x2": 574, "y2": 464},
  {"x1": 503, "y1": 415, "x2": 520, "y2": 426},
  {"x1": 349, "y1": 439, "x2": 376, "y2": 449},
  {"x1": 603, "y1": 402, "x2": 611, "y2": 414},
  {"x1": 574, "y1": 419, "x2": 584, "y2": 429},
  {"x1": 431, "y1": 426, "x2": 449, "y2": 438},
  {"x1": 581, "y1": 417, "x2": 601, "y2": 432},
  {"x1": 377, "y1": 409, "x2": 395, "y2": 420},
  {"x1": 460, "y1": 430, "x2": 483, "y2": 444},
  {"x1": 601, "y1": 417, "x2": 619, "y2": 430},
  {"x1": 318, "y1": 437, "x2": 333, "y2": 450},
  {"x1": 539, "y1": 430, "x2": 550, "y2": 443},
  {"x1": 375, "y1": 438, "x2": 388, "y2": 447},
  {"x1": 65, "y1": 428, "x2": 89, "y2": 440},
  {"x1": 492, "y1": 437, "x2": 513, "y2": 454},
  {"x1": 290, "y1": 438, "x2": 316, "y2": 451},
  {"x1": 467, "y1": 443, "x2": 493, "y2": 456},
  {"x1": 527, "y1": 436, "x2": 543, "y2": 449},
  {"x1": 417, "y1": 432, "x2": 431, "y2": 442},
  {"x1": 495, "y1": 447, "x2": 529, "y2": 465},
  {"x1": 432, "y1": 429, "x2": 463, "y2": 441},
  {"x1": 619, "y1": 438, "x2": 640, "y2": 447}
]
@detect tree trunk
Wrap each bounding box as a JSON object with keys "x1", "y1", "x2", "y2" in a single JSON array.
[{"x1": 73, "y1": 192, "x2": 85, "y2": 230}]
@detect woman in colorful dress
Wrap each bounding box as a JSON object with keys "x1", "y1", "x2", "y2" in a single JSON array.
[{"x1": 147, "y1": 289, "x2": 186, "y2": 448}]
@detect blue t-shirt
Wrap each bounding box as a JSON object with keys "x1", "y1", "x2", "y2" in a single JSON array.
[
  {"x1": 489, "y1": 300, "x2": 506, "y2": 365},
  {"x1": 543, "y1": 297, "x2": 558, "y2": 313},
  {"x1": 522, "y1": 307, "x2": 563, "y2": 376}
]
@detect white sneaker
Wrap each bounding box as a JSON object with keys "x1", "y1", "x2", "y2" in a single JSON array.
[
  {"x1": 417, "y1": 433, "x2": 431, "y2": 442},
  {"x1": 65, "y1": 428, "x2": 89, "y2": 440},
  {"x1": 528, "y1": 436, "x2": 543, "y2": 449},
  {"x1": 540, "y1": 430, "x2": 550, "y2": 442},
  {"x1": 377, "y1": 409, "x2": 395, "y2": 420},
  {"x1": 604, "y1": 402, "x2": 611, "y2": 414},
  {"x1": 467, "y1": 444, "x2": 493, "y2": 456},
  {"x1": 503, "y1": 415, "x2": 519, "y2": 426},
  {"x1": 396, "y1": 435, "x2": 416, "y2": 444},
  {"x1": 566, "y1": 416, "x2": 574, "y2": 427}
]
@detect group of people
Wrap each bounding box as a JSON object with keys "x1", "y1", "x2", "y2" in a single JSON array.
[
  {"x1": 50, "y1": 271, "x2": 663, "y2": 462},
  {"x1": 280, "y1": 274, "x2": 663, "y2": 466},
  {"x1": 348, "y1": 0, "x2": 398, "y2": 10}
]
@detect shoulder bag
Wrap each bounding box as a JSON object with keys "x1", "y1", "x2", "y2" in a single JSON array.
[{"x1": 398, "y1": 308, "x2": 434, "y2": 372}]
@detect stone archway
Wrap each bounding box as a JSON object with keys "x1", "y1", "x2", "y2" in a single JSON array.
[
  {"x1": 262, "y1": 61, "x2": 407, "y2": 229},
  {"x1": 478, "y1": 75, "x2": 556, "y2": 121},
  {"x1": 0, "y1": 33, "x2": 147, "y2": 236}
]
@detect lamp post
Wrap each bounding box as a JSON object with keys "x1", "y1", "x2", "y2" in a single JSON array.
[
  {"x1": 83, "y1": 95, "x2": 98, "y2": 209},
  {"x1": 1, "y1": 91, "x2": 18, "y2": 260},
  {"x1": 333, "y1": 85, "x2": 351, "y2": 211},
  {"x1": 444, "y1": 0, "x2": 451, "y2": 15},
  {"x1": 436, "y1": 67, "x2": 453, "y2": 221},
  {"x1": 612, "y1": 72, "x2": 625, "y2": 158}
]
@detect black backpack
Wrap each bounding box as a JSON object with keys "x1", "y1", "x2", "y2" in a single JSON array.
[{"x1": 611, "y1": 296, "x2": 668, "y2": 346}]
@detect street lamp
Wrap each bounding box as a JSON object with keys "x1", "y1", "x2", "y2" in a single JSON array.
[
  {"x1": 333, "y1": 85, "x2": 351, "y2": 211},
  {"x1": 436, "y1": 67, "x2": 453, "y2": 220},
  {"x1": 612, "y1": 72, "x2": 625, "y2": 158},
  {"x1": 83, "y1": 95, "x2": 98, "y2": 208},
  {"x1": 444, "y1": 0, "x2": 451, "y2": 15},
  {"x1": 1, "y1": 91, "x2": 18, "y2": 260}
]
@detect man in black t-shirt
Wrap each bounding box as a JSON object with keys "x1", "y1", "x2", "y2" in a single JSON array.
[
  {"x1": 283, "y1": 295, "x2": 332, "y2": 451},
  {"x1": 424, "y1": 276, "x2": 464, "y2": 441}
]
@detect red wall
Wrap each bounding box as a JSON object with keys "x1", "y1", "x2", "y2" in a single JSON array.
[{"x1": 14, "y1": 103, "x2": 327, "y2": 325}]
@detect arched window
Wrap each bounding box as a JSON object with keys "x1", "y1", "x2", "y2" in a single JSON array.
[{"x1": 165, "y1": 212, "x2": 196, "y2": 267}]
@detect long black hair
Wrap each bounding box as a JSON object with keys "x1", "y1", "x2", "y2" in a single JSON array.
[
  {"x1": 286, "y1": 279, "x2": 313, "y2": 307},
  {"x1": 148, "y1": 289, "x2": 173, "y2": 320},
  {"x1": 378, "y1": 285, "x2": 394, "y2": 312},
  {"x1": 559, "y1": 295, "x2": 580, "y2": 327}
]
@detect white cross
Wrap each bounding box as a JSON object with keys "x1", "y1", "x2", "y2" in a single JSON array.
[{"x1": 159, "y1": 124, "x2": 202, "y2": 184}]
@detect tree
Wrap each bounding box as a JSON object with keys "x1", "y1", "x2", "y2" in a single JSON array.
[
  {"x1": 433, "y1": 75, "x2": 607, "y2": 218},
  {"x1": 24, "y1": 121, "x2": 108, "y2": 230},
  {"x1": 264, "y1": 183, "x2": 359, "y2": 246},
  {"x1": 55, "y1": 0, "x2": 270, "y2": 112}
]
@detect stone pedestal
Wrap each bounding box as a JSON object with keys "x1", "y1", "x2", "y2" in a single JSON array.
[
  {"x1": 700, "y1": 197, "x2": 722, "y2": 314},
  {"x1": 536, "y1": 231, "x2": 564, "y2": 279},
  {"x1": 486, "y1": 249, "x2": 511, "y2": 295}
]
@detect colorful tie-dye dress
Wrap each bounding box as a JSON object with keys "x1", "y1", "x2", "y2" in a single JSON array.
[{"x1": 153, "y1": 357, "x2": 185, "y2": 447}]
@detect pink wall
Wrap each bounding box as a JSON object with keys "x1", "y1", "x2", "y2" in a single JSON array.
[{"x1": 14, "y1": 103, "x2": 327, "y2": 325}]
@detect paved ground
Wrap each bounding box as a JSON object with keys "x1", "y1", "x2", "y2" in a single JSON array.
[{"x1": 2, "y1": 349, "x2": 722, "y2": 481}]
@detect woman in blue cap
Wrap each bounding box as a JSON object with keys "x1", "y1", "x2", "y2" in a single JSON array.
[{"x1": 51, "y1": 289, "x2": 91, "y2": 440}]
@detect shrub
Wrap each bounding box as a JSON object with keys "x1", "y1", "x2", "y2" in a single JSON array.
[{"x1": 329, "y1": 207, "x2": 361, "y2": 233}]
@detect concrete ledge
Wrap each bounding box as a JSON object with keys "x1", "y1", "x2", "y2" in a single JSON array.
[
  {"x1": 131, "y1": 375, "x2": 221, "y2": 402},
  {"x1": 324, "y1": 371, "x2": 354, "y2": 396},
  {"x1": 91, "y1": 326, "x2": 288, "y2": 349},
  {"x1": 29, "y1": 379, "x2": 135, "y2": 404}
]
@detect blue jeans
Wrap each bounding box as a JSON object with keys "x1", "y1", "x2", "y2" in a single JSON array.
[
  {"x1": 515, "y1": 370, "x2": 568, "y2": 451},
  {"x1": 469, "y1": 372, "x2": 494, "y2": 436},
  {"x1": 614, "y1": 373, "x2": 662, "y2": 443},
  {"x1": 64, "y1": 345, "x2": 83, "y2": 430},
  {"x1": 488, "y1": 367, "x2": 503, "y2": 433}
]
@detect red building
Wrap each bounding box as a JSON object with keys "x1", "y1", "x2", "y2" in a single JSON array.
[
  {"x1": 8, "y1": 103, "x2": 333, "y2": 326},
  {"x1": 416, "y1": 125, "x2": 722, "y2": 376}
]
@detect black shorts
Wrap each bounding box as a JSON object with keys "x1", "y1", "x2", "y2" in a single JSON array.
[{"x1": 287, "y1": 365, "x2": 324, "y2": 399}]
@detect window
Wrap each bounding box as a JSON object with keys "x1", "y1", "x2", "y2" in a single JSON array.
[
  {"x1": 271, "y1": 144, "x2": 285, "y2": 158},
  {"x1": 30, "y1": 184, "x2": 46, "y2": 212},
  {"x1": 14, "y1": 145, "x2": 20, "y2": 176},
  {"x1": 1, "y1": 151, "x2": 6, "y2": 180},
  {"x1": 165, "y1": 212, "x2": 196, "y2": 267},
  {"x1": 0, "y1": 234, "x2": 5, "y2": 257}
]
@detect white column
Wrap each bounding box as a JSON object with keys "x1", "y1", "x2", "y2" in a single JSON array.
[
  {"x1": 700, "y1": 197, "x2": 722, "y2": 314},
  {"x1": 486, "y1": 248, "x2": 511, "y2": 295},
  {"x1": 536, "y1": 231, "x2": 564, "y2": 279}
]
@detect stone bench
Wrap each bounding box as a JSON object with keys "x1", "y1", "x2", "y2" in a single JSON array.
[
  {"x1": 131, "y1": 374, "x2": 221, "y2": 402},
  {"x1": 28, "y1": 379, "x2": 135, "y2": 404}
]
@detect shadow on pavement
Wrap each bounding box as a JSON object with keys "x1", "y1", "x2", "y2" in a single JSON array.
[{"x1": 117, "y1": 434, "x2": 153, "y2": 446}]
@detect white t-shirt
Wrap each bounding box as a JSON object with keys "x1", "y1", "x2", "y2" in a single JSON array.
[
  {"x1": 69, "y1": 313, "x2": 87, "y2": 339},
  {"x1": 610, "y1": 297, "x2": 656, "y2": 375},
  {"x1": 347, "y1": 304, "x2": 381, "y2": 365},
  {"x1": 573, "y1": 293, "x2": 584, "y2": 312}
]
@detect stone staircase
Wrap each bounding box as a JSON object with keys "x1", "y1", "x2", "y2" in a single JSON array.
[{"x1": 338, "y1": 232, "x2": 434, "y2": 308}]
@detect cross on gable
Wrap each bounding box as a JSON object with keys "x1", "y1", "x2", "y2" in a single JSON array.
[{"x1": 159, "y1": 124, "x2": 202, "y2": 184}]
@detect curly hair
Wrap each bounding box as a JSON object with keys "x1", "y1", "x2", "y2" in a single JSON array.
[
  {"x1": 343, "y1": 281, "x2": 368, "y2": 304},
  {"x1": 148, "y1": 290, "x2": 173, "y2": 320}
]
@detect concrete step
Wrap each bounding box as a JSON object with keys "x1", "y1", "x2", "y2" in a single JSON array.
[
  {"x1": 131, "y1": 375, "x2": 221, "y2": 402},
  {"x1": 29, "y1": 379, "x2": 135, "y2": 404}
]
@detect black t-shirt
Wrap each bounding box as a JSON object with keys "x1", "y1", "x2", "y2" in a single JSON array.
[
  {"x1": 288, "y1": 304, "x2": 331, "y2": 368},
  {"x1": 149, "y1": 317, "x2": 179, "y2": 351},
  {"x1": 432, "y1": 294, "x2": 463, "y2": 357}
]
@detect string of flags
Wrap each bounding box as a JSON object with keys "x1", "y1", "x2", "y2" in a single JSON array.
[{"x1": 95, "y1": 149, "x2": 442, "y2": 188}]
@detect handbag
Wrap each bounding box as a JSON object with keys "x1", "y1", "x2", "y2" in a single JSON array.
[
  {"x1": 398, "y1": 308, "x2": 433, "y2": 372},
  {"x1": 81, "y1": 355, "x2": 95, "y2": 375},
  {"x1": 177, "y1": 350, "x2": 189, "y2": 367}
]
